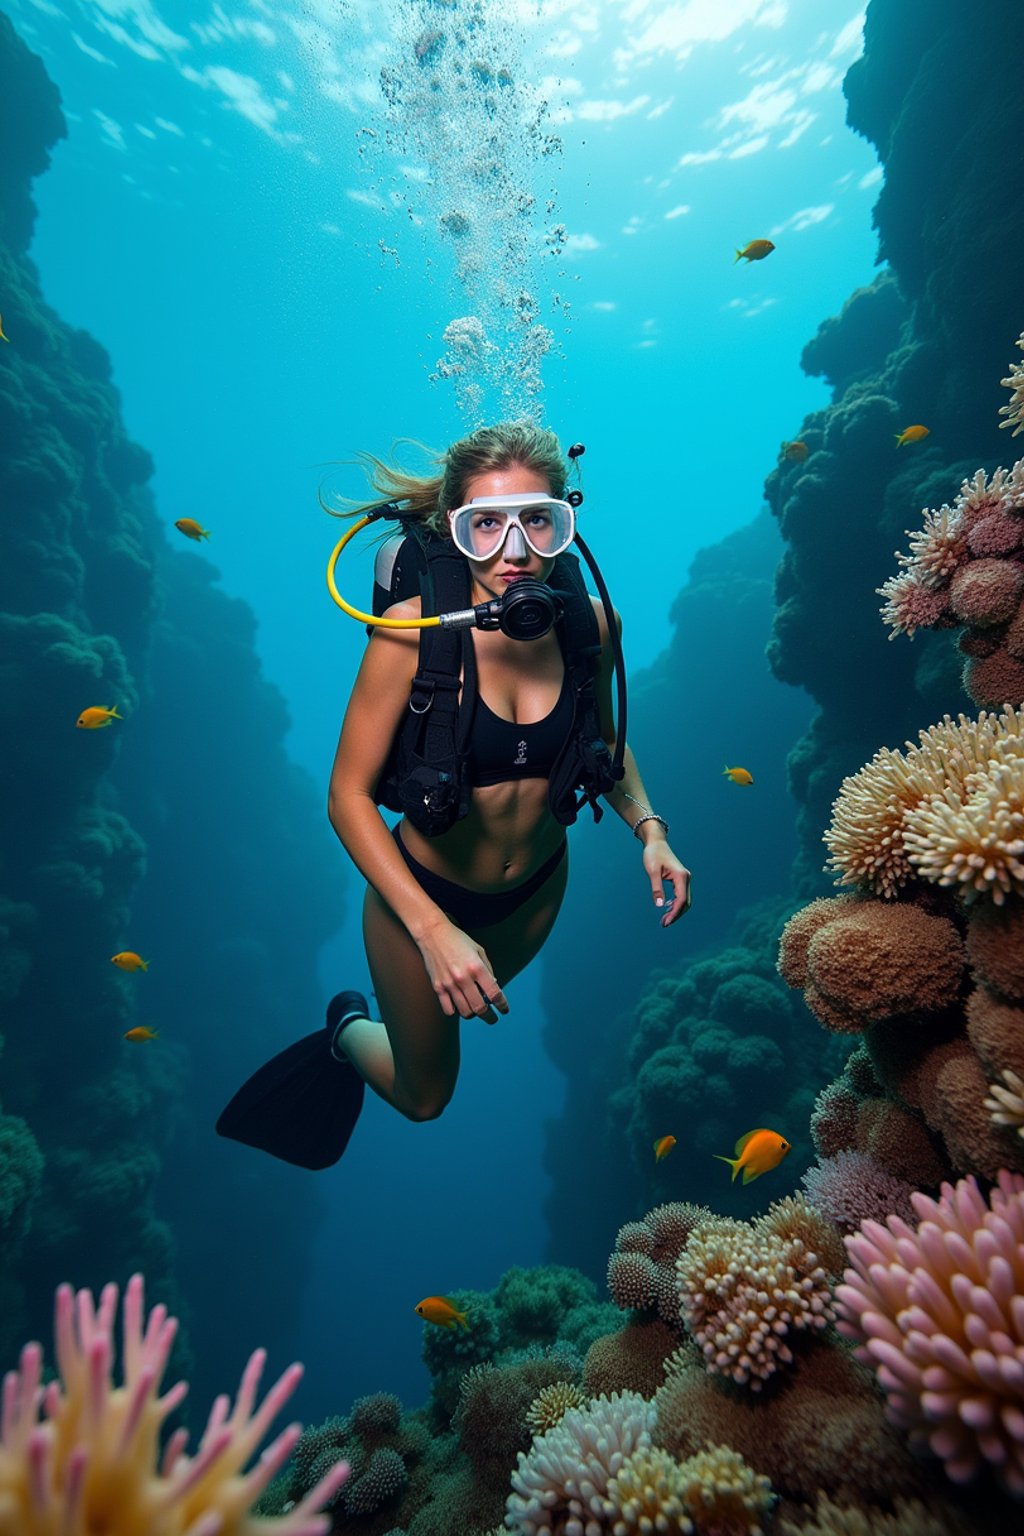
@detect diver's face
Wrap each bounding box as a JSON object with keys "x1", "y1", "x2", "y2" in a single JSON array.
[{"x1": 458, "y1": 465, "x2": 557, "y2": 600}]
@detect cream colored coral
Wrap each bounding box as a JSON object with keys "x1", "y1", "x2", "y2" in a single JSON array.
[
  {"x1": 826, "y1": 706, "x2": 1024, "y2": 900},
  {"x1": 999, "y1": 331, "x2": 1024, "y2": 436},
  {"x1": 984, "y1": 1066, "x2": 1024, "y2": 1135},
  {"x1": 903, "y1": 739, "x2": 1024, "y2": 904},
  {"x1": 0, "y1": 1275, "x2": 347, "y2": 1536},
  {"x1": 525, "y1": 1382, "x2": 588, "y2": 1437},
  {"x1": 676, "y1": 1213, "x2": 835, "y2": 1390},
  {"x1": 676, "y1": 1443, "x2": 774, "y2": 1536},
  {"x1": 603, "y1": 1445, "x2": 694, "y2": 1533},
  {"x1": 777, "y1": 1492, "x2": 973, "y2": 1535}
]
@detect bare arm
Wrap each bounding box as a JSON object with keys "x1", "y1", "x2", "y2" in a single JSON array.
[
  {"x1": 590, "y1": 598, "x2": 692, "y2": 924},
  {"x1": 327, "y1": 602, "x2": 449, "y2": 943}
]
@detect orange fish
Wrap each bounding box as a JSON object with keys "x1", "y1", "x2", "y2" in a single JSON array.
[
  {"x1": 735, "y1": 239, "x2": 775, "y2": 263},
  {"x1": 123, "y1": 1026, "x2": 159, "y2": 1042},
  {"x1": 76, "y1": 705, "x2": 123, "y2": 730},
  {"x1": 175, "y1": 518, "x2": 211, "y2": 541},
  {"x1": 723, "y1": 765, "x2": 754, "y2": 785},
  {"x1": 781, "y1": 440, "x2": 809, "y2": 462},
  {"x1": 653, "y1": 1135, "x2": 677, "y2": 1163},
  {"x1": 714, "y1": 1129, "x2": 790, "y2": 1184},
  {"x1": 414, "y1": 1296, "x2": 469, "y2": 1331},
  {"x1": 894, "y1": 424, "x2": 930, "y2": 447},
  {"x1": 111, "y1": 952, "x2": 149, "y2": 972}
]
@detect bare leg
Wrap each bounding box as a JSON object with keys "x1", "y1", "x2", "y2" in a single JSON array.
[{"x1": 338, "y1": 855, "x2": 568, "y2": 1122}]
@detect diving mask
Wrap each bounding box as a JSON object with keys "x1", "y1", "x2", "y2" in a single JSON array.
[{"x1": 447, "y1": 493, "x2": 576, "y2": 562}]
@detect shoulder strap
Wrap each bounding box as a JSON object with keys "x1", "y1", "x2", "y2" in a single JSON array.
[{"x1": 409, "y1": 540, "x2": 476, "y2": 757}]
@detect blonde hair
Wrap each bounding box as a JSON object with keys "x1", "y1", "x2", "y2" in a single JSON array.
[{"x1": 324, "y1": 422, "x2": 568, "y2": 538}]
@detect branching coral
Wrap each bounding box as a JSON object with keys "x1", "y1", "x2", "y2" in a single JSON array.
[
  {"x1": 525, "y1": 1383, "x2": 587, "y2": 1437},
  {"x1": 836, "y1": 1171, "x2": 1024, "y2": 1496},
  {"x1": 675, "y1": 1200, "x2": 836, "y2": 1391},
  {"x1": 999, "y1": 331, "x2": 1024, "y2": 437},
  {"x1": 0, "y1": 1274, "x2": 348, "y2": 1535}
]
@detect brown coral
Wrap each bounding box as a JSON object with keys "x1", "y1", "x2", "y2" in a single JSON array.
[
  {"x1": 803, "y1": 904, "x2": 964, "y2": 1027},
  {"x1": 777, "y1": 1492, "x2": 975, "y2": 1535},
  {"x1": 582, "y1": 1318, "x2": 681, "y2": 1400},
  {"x1": 777, "y1": 897, "x2": 860, "y2": 988},
  {"x1": 964, "y1": 900, "x2": 1024, "y2": 999},
  {"x1": 653, "y1": 1342, "x2": 933, "y2": 1512},
  {"x1": 965, "y1": 985, "x2": 1024, "y2": 1077}
]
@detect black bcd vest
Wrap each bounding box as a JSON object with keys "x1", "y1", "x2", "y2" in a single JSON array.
[{"x1": 371, "y1": 525, "x2": 620, "y2": 837}]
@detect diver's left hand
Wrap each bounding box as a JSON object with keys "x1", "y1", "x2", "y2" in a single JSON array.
[{"x1": 642, "y1": 840, "x2": 692, "y2": 928}]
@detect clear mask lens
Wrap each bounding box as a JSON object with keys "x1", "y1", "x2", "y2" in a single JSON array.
[{"x1": 449, "y1": 497, "x2": 575, "y2": 561}]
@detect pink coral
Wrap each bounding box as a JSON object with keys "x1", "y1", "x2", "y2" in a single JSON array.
[
  {"x1": 949, "y1": 559, "x2": 1024, "y2": 626},
  {"x1": 801, "y1": 1150, "x2": 916, "y2": 1233},
  {"x1": 836, "y1": 1171, "x2": 1024, "y2": 1496},
  {"x1": 0, "y1": 1274, "x2": 349, "y2": 1535},
  {"x1": 963, "y1": 645, "x2": 1024, "y2": 709},
  {"x1": 966, "y1": 510, "x2": 1024, "y2": 557}
]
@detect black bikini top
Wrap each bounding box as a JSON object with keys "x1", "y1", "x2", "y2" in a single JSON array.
[{"x1": 466, "y1": 669, "x2": 574, "y2": 787}]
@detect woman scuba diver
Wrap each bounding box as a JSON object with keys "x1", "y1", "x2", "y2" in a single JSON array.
[{"x1": 216, "y1": 422, "x2": 691, "y2": 1168}]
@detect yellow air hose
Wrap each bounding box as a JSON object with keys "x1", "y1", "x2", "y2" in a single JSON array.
[{"x1": 326, "y1": 514, "x2": 441, "y2": 629}]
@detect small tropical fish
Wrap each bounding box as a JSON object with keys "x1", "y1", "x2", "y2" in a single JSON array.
[
  {"x1": 111, "y1": 952, "x2": 149, "y2": 972},
  {"x1": 714, "y1": 1128, "x2": 790, "y2": 1184},
  {"x1": 894, "y1": 424, "x2": 930, "y2": 447},
  {"x1": 735, "y1": 239, "x2": 775, "y2": 263},
  {"x1": 0, "y1": 314, "x2": 9, "y2": 342},
  {"x1": 76, "y1": 705, "x2": 123, "y2": 730},
  {"x1": 175, "y1": 518, "x2": 211, "y2": 541},
  {"x1": 123, "y1": 1025, "x2": 159, "y2": 1042},
  {"x1": 781, "y1": 440, "x2": 809, "y2": 462},
  {"x1": 414, "y1": 1296, "x2": 469, "y2": 1331},
  {"x1": 653, "y1": 1135, "x2": 677, "y2": 1163},
  {"x1": 723, "y1": 765, "x2": 754, "y2": 785}
]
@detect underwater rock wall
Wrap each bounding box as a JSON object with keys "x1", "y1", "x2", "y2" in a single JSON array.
[
  {"x1": 0, "y1": 13, "x2": 341, "y2": 1408},
  {"x1": 767, "y1": 0, "x2": 1024, "y2": 887}
]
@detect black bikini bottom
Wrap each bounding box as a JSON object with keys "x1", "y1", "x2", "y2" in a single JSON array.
[{"x1": 391, "y1": 824, "x2": 567, "y2": 930}]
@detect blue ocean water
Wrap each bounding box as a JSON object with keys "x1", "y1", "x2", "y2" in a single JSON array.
[{"x1": 7, "y1": 0, "x2": 886, "y2": 1438}]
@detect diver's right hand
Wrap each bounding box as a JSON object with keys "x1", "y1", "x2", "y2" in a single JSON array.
[{"x1": 416, "y1": 919, "x2": 509, "y2": 1022}]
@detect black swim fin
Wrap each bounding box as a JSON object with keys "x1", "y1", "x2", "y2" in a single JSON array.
[{"x1": 215, "y1": 992, "x2": 368, "y2": 1170}]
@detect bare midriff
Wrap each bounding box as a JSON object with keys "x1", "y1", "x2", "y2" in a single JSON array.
[{"x1": 397, "y1": 625, "x2": 569, "y2": 890}]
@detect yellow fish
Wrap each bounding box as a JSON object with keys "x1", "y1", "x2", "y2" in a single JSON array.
[
  {"x1": 76, "y1": 705, "x2": 123, "y2": 730},
  {"x1": 735, "y1": 239, "x2": 775, "y2": 263},
  {"x1": 714, "y1": 1128, "x2": 790, "y2": 1184},
  {"x1": 894, "y1": 424, "x2": 930, "y2": 447},
  {"x1": 123, "y1": 1026, "x2": 159, "y2": 1042},
  {"x1": 653, "y1": 1135, "x2": 677, "y2": 1163},
  {"x1": 781, "y1": 440, "x2": 809, "y2": 462},
  {"x1": 414, "y1": 1296, "x2": 469, "y2": 1331},
  {"x1": 175, "y1": 518, "x2": 211, "y2": 541},
  {"x1": 111, "y1": 952, "x2": 149, "y2": 972},
  {"x1": 723, "y1": 765, "x2": 754, "y2": 786},
  {"x1": 0, "y1": 314, "x2": 9, "y2": 342}
]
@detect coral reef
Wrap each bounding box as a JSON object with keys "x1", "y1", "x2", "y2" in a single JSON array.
[
  {"x1": 0, "y1": 1274, "x2": 348, "y2": 1535},
  {"x1": 505, "y1": 1391, "x2": 656, "y2": 1533},
  {"x1": 998, "y1": 331, "x2": 1024, "y2": 438},
  {"x1": 801, "y1": 1149, "x2": 916, "y2": 1233},
  {"x1": 837, "y1": 1171, "x2": 1024, "y2": 1497},
  {"x1": 878, "y1": 450, "x2": 1024, "y2": 708},
  {"x1": 676, "y1": 1200, "x2": 837, "y2": 1391}
]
